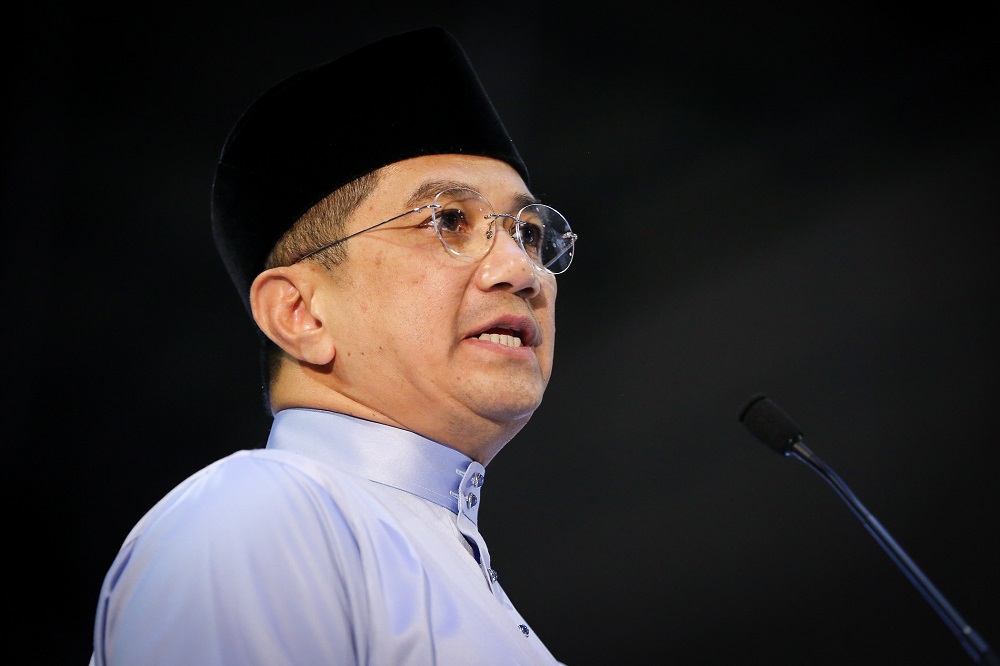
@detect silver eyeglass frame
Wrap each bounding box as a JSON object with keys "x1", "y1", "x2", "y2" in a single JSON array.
[{"x1": 290, "y1": 188, "x2": 577, "y2": 274}]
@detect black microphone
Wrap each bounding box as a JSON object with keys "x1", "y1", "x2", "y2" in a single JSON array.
[{"x1": 739, "y1": 394, "x2": 998, "y2": 665}]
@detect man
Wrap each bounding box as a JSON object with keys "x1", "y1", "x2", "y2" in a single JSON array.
[{"x1": 91, "y1": 26, "x2": 576, "y2": 665}]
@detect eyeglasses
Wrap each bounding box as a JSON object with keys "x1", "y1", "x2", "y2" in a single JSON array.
[{"x1": 293, "y1": 187, "x2": 577, "y2": 274}]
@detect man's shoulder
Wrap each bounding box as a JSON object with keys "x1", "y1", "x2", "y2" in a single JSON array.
[
  {"x1": 94, "y1": 449, "x2": 376, "y2": 663},
  {"x1": 202, "y1": 447, "x2": 358, "y2": 493},
  {"x1": 125, "y1": 449, "x2": 375, "y2": 549}
]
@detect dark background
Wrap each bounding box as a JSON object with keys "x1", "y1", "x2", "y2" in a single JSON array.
[{"x1": 5, "y1": 3, "x2": 997, "y2": 665}]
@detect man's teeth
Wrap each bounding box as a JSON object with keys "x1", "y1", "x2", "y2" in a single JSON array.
[{"x1": 478, "y1": 332, "x2": 522, "y2": 347}]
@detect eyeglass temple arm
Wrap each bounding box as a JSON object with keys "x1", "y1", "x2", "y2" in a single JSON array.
[
  {"x1": 541, "y1": 233, "x2": 578, "y2": 269},
  {"x1": 296, "y1": 203, "x2": 441, "y2": 262}
]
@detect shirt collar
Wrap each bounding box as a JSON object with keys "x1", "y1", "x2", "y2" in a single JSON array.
[{"x1": 265, "y1": 408, "x2": 481, "y2": 516}]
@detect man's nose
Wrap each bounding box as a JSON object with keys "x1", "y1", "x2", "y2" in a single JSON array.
[{"x1": 474, "y1": 219, "x2": 541, "y2": 298}]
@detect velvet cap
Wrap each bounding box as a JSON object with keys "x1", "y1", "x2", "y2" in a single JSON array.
[{"x1": 211, "y1": 26, "x2": 529, "y2": 314}]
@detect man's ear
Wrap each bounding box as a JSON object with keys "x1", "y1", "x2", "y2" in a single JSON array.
[{"x1": 250, "y1": 266, "x2": 335, "y2": 366}]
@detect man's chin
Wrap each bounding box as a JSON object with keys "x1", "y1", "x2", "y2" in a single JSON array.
[
  {"x1": 450, "y1": 369, "x2": 549, "y2": 428},
  {"x1": 474, "y1": 392, "x2": 545, "y2": 426}
]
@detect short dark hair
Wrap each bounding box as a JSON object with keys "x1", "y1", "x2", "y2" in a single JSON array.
[{"x1": 265, "y1": 170, "x2": 383, "y2": 272}]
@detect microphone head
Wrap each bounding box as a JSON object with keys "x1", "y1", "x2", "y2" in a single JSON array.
[{"x1": 739, "y1": 394, "x2": 804, "y2": 455}]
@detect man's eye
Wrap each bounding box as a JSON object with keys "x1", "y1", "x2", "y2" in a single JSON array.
[
  {"x1": 436, "y1": 209, "x2": 470, "y2": 234},
  {"x1": 518, "y1": 222, "x2": 543, "y2": 249}
]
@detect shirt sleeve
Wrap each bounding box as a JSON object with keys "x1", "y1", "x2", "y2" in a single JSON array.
[{"x1": 93, "y1": 452, "x2": 367, "y2": 665}]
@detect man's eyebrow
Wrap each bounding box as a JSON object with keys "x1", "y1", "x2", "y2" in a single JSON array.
[
  {"x1": 406, "y1": 180, "x2": 467, "y2": 207},
  {"x1": 405, "y1": 179, "x2": 541, "y2": 209},
  {"x1": 511, "y1": 191, "x2": 541, "y2": 209}
]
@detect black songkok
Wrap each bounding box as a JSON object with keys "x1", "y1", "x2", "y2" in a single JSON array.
[{"x1": 210, "y1": 26, "x2": 528, "y2": 314}]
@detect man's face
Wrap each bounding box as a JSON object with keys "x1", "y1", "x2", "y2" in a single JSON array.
[{"x1": 317, "y1": 154, "x2": 558, "y2": 461}]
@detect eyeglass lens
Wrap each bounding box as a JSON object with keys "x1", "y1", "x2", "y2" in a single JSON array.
[{"x1": 431, "y1": 188, "x2": 575, "y2": 274}]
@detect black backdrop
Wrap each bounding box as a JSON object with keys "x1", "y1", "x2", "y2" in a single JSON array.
[{"x1": 6, "y1": 3, "x2": 998, "y2": 665}]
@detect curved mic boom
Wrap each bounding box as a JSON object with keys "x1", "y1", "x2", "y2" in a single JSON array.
[{"x1": 739, "y1": 394, "x2": 998, "y2": 665}]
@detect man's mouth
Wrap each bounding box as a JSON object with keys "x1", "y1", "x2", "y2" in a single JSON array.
[{"x1": 476, "y1": 327, "x2": 523, "y2": 348}]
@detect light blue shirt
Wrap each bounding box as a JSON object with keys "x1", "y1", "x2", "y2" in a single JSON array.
[{"x1": 92, "y1": 408, "x2": 563, "y2": 665}]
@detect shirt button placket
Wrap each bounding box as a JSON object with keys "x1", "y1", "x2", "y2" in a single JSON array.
[{"x1": 456, "y1": 462, "x2": 497, "y2": 595}]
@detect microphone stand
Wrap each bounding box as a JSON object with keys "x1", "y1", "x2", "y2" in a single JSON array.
[{"x1": 789, "y1": 437, "x2": 998, "y2": 665}]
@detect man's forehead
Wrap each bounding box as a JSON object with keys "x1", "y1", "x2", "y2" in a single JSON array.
[{"x1": 404, "y1": 178, "x2": 539, "y2": 210}]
